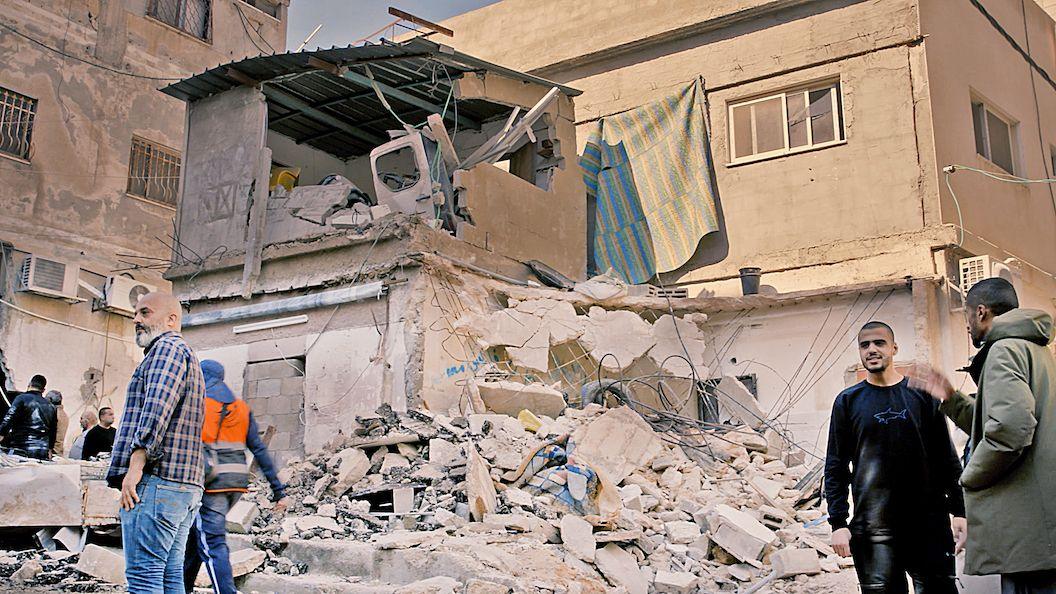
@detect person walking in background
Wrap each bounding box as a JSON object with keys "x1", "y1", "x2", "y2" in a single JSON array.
[
  {"x1": 107, "y1": 292, "x2": 205, "y2": 594},
  {"x1": 83, "y1": 406, "x2": 117, "y2": 460},
  {"x1": 183, "y1": 359, "x2": 288, "y2": 594},
  {"x1": 915, "y1": 278, "x2": 1056, "y2": 593},
  {"x1": 825, "y1": 321, "x2": 965, "y2": 594},
  {"x1": 47, "y1": 390, "x2": 69, "y2": 456},
  {"x1": 69, "y1": 409, "x2": 98, "y2": 461},
  {"x1": 0, "y1": 375, "x2": 57, "y2": 460}
]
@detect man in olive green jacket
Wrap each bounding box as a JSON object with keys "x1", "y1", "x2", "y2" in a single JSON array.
[{"x1": 917, "y1": 278, "x2": 1056, "y2": 592}]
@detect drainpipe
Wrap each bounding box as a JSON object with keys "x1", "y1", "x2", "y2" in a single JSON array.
[{"x1": 182, "y1": 281, "x2": 386, "y2": 328}]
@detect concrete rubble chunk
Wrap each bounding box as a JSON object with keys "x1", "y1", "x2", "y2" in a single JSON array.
[
  {"x1": 295, "y1": 515, "x2": 343, "y2": 533},
  {"x1": 707, "y1": 504, "x2": 778, "y2": 563},
  {"x1": 75, "y1": 544, "x2": 126, "y2": 585},
  {"x1": 466, "y1": 446, "x2": 498, "y2": 522},
  {"x1": 573, "y1": 406, "x2": 664, "y2": 483},
  {"x1": 515, "y1": 299, "x2": 586, "y2": 345},
  {"x1": 649, "y1": 314, "x2": 709, "y2": 377},
  {"x1": 330, "y1": 447, "x2": 371, "y2": 495},
  {"x1": 664, "y1": 520, "x2": 701, "y2": 545},
  {"x1": 653, "y1": 570, "x2": 698, "y2": 594},
  {"x1": 594, "y1": 543, "x2": 648, "y2": 594},
  {"x1": 395, "y1": 575, "x2": 462, "y2": 594},
  {"x1": 230, "y1": 548, "x2": 267, "y2": 576},
  {"x1": 580, "y1": 307, "x2": 656, "y2": 371},
  {"x1": 434, "y1": 508, "x2": 467, "y2": 528},
  {"x1": 226, "y1": 499, "x2": 260, "y2": 533},
  {"x1": 465, "y1": 578, "x2": 512, "y2": 594},
  {"x1": 716, "y1": 377, "x2": 766, "y2": 429},
  {"x1": 659, "y1": 467, "x2": 683, "y2": 490},
  {"x1": 11, "y1": 559, "x2": 43, "y2": 582},
  {"x1": 393, "y1": 486, "x2": 416, "y2": 513},
  {"x1": 771, "y1": 548, "x2": 822, "y2": 578},
  {"x1": 382, "y1": 453, "x2": 411, "y2": 474},
  {"x1": 560, "y1": 514, "x2": 596, "y2": 562},
  {"x1": 0, "y1": 464, "x2": 81, "y2": 527},
  {"x1": 477, "y1": 380, "x2": 567, "y2": 418},
  {"x1": 428, "y1": 438, "x2": 466, "y2": 467}
]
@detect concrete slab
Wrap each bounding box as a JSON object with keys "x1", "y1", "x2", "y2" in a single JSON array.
[{"x1": 0, "y1": 464, "x2": 81, "y2": 527}]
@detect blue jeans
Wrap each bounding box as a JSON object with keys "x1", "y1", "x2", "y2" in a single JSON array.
[
  {"x1": 183, "y1": 492, "x2": 240, "y2": 594},
  {"x1": 120, "y1": 474, "x2": 202, "y2": 594}
]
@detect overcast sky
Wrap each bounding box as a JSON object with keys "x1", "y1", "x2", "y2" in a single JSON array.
[{"x1": 286, "y1": 1, "x2": 501, "y2": 50}]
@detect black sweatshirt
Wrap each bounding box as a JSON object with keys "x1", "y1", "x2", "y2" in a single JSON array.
[{"x1": 824, "y1": 378, "x2": 965, "y2": 537}]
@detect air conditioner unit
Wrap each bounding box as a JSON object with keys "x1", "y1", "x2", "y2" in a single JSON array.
[
  {"x1": 958, "y1": 255, "x2": 1022, "y2": 295},
  {"x1": 103, "y1": 276, "x2": 157, "y2": 316},
  {"x1": 18, "y1": 256, "x2": 80, "y2": 300}
]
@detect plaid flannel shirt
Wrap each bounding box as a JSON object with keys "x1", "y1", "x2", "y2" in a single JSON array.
[{"x1": 107, "y1": 331, "x2": 206, "y2": 489}]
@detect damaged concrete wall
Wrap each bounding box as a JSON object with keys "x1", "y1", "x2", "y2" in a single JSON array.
[
  {"x1": 0, "y1": 0, "x2": 286, "y2": 451},
  {"x1": 176, "y1": 86, "x2": 268, "y2": 263}
]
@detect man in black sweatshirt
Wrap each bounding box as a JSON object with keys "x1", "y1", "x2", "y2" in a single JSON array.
[{"x1": 824, "y1": 321, "x2": 966, "y2": 594}]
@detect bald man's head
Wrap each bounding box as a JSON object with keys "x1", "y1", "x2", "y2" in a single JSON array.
[{"x1": 133, "y1": 292, "x2": 182, "y2": 348}]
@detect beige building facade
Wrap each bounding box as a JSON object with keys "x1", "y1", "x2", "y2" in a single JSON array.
[{"x1": 0, "y1": 0, "x2": 288, "y2": 451}]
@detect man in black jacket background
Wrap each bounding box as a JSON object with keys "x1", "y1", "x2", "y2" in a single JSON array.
[
  {"x1": 824, "y1": 322, "x2": 966, "y2": 594},
  {"x1": 0, "y1": 374, "x2": 57, "y2": 460}
]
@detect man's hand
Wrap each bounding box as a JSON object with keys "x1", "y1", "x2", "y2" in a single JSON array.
[
  {"x1": 120, "y1": 449, "x2": 147, "y2": 511},
  {"x1": 909, "y1": 365, "x2": 955, "y2": 403},
  {"x1": 273, "y1": 496, "x2": 290, "y2": 516},
  {"x1": 952, "y1": 517, "x2": 968, "y2": 554},
  {"x1": 831, "y1": 527, "x2": 852, "y2": 558}
]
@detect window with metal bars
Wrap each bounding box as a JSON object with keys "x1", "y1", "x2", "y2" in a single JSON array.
[
  {"x1": 127, "y1": 137, "x2": 182, "y2": 207},
  {"x1": 239, "y1": 0, "x2": 279, "y2": 18},
  {"x1": 0, "y1": 86, "x2": 37, "y2": 161},
  {"x1": 147, "y1": 0, "x2": 211, "y2": 41}
]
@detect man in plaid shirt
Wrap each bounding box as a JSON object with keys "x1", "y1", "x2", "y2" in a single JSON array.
[{"x1": 107, "y1": 292, "x2": 205, "y2": 594}]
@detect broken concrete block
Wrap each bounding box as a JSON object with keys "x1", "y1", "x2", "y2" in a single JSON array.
[
  {"x1": 748, "y1": 474, "x2": 784, "y2": 502},
  {"x1": 580, "y1": 307, "x2": 656, "y2": 372},
  {"x1": 393, "y1": 486, "x2": 415, "y2": 513},
  {"x1": 573, "y1": 406, "x2": 664, "y2": 483},
  {"x1": 728, "y1": 563, "x2": 753, "y2": 581},
  {"x1": 506, "y1": 322, "x2": 551, "y2": 373},
  {"x1": 294, "y1": 515, "x2": 343, "y2": 533},
  {"x1": 649, "y1": 314, "x2": 708, "y2": 377},
  {"x1": 396, "y1": 442, "x2": 420, "y2": 459},
  {"x1": 82, "y1": 480, "x2": 121, "y2": 526},
  {"x1": 664, "y1": 520, "x2": 701, "y2": 545},
  {"x1": 382, "y1": 453, "x2": 411, "y2": 475},
  {"x1": 560, "y1": 514, "x2": 596, "y2": 562},
  {"x1": 771, "y1": 548, "x2": 821, "y2": 578},
  {"x1": 226, "y1": 499, "x2": 260, "y2": 534},
  {"x1": 11, "y1": 559, "x2": 42, "y2": 582},
  {"x1": 370, "y1": 204, "x2": 392, "y2": 220},
  {"x1": 659, "y1": 467, "x2": 683, "y2": 490},
  {"x1": 594, "y1": 543, "x2": 648, "y2": 594},
  {"x1": 706, "y1": 504, "x2": 777, "y2": 563},
  {"x1": 395, "y1": 575, "x2": 462, "y2": 594},
  {"x1": 230, "y1": 548, "x2": 267, "y2": 577},
  {"x1": 465, "y1": 578, "x2": 511, "y2": 594},
  {"x1": 466, "y1": 447, "x2": 497, "y2": 522},
  {"x1": 653, "y1": 570, "x2": 698, "y2": 594},
  {"x1": 476, "y1": 381, "x2": 566, "y2": 418},
  {"x1": 318, "y1": 503, "x2": 337, "y2": 518},
  {"x1": 434, "y1": 508, "x2": 467, "y2": 528},
  {"x1": 75, "y1": 544, "x2": 126, "y2": 584},
  {"x1": 330, "y1": 448, "x2": 370, "y2": 495},
  {"x1": 716, "y1": 377, "x2": 766, "y2": 429},
  {"x1": 504, "y1": 487, "x2": 534, "y2": 508},
  {"x1": 483, "y1": 513, "x2": 534, "y2": 532},
  {"x1": 428, "y1": 438, "x2": 466, "y2": 467},
  {"x1": 0, "y1": 464, "x2": 81, "y2": 527}
]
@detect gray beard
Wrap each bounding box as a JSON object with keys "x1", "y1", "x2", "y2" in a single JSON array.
[{"x1": 135, "y1": 325, "x2": 162, "y2": 348}]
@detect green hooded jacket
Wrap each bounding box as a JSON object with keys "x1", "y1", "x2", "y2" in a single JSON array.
[{"x1": 941, "y1": 308, "x2": 1056, "y2": 575}]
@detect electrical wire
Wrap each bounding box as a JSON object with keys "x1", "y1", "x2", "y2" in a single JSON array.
[
  {"x1": 0, "y1": 297, "x2": 134, "y2": 343},
  {"x1": 232, "y1": 0, "x2": 275, "y2": 55},
  {"x1": 0, "y1": 21, "x2": 183, "y2": 81}
]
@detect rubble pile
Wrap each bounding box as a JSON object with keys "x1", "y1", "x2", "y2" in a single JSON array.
[{"x1": 229, "y1": 400, "x2": 847, "y2": 592}]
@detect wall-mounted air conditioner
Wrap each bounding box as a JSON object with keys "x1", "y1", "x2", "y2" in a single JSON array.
[
  {"x1": 103, "y1": 276, "x2": 156, "y2": 316},
  {"x1": 18, "y1": 256, "x2": 80, "y2": 301},
  {"x1": 958, "y1": 255, "x2": 1022, "y2": 297}
]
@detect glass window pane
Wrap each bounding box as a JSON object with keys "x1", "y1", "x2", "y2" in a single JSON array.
[
  {"x1": 972, "y1": 103, "x2": 988, "y2": 158},
  {"x1": 809, "y1": 88, "x2": 835, "y2": 144},
  {"x1": 987, "y1": 111, "x2": 1014, "y2": 174},
  {"x1": 786, "y1": 92, "x2": 808, "y2": 148},
  {"x1": 754, "y1": 97, "x2": 784, "y2": 154},
  {"x1": 732, "y1": 105, "x2": 753, "y2": 158}
]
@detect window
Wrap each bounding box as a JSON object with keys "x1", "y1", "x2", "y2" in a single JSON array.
[
  {"x1": 127, "y1": 136, "x2": 182, "y2": 207},
  {"x1": 698, "y1": 374, "x2": 758, "y2": 424},
  {"x1": 0, "y1": 86, "x2": 37, "y2": 161},
  {"x1": 729, "y1": 81, "x2": 844, "y2": 162},
  {"x1": 147, "y1": 0, "x2": 211, "y2": 41},
  {"x1": 239, "y1": 0, "x2": 279, "y2": 18},
  {"x1": 972, "y1": 100, "x2": 1016, "y2": 174}
]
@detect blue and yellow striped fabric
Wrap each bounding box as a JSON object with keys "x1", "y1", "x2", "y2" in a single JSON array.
[{"x1": 580, "y1": 80, "x2": 719, "y2": 284}]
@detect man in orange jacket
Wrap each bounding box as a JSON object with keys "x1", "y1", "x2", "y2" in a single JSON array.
[{"x1": 183, "y1": 360, "x2": 288, "y2": 594}]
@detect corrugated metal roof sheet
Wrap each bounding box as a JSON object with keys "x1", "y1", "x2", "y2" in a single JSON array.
[{"x1": 161, "y1": 38, "x2": 580, "y2": 159}]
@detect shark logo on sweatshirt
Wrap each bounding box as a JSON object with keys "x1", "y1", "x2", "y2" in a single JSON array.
[{"x1": 874, "y1": 408, "x2": 908, "y2": 424}]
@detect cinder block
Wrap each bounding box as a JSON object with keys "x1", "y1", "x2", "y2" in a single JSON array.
[
  {"x1": 245, "y1": 381, "x2": 258, "y2": 398},
  {"x1": 268, "y1": 432, "x2": 292, "y2": 451},
  {"x1": 771, "y1": 548, "x2": 821, "y2": 578},
  {"x1": 256, "y1": 378, "x2": 282, "y2": 398},
  {"x1": 248, "y1": 336, "x2": 306, "y2": 363},
  {"x1": 272, "y1": 413, "x2": 303, "y2": 434},
  {"x1": 75, "y1": 544, "x2": 125, "y2": 584},
  {"x1": 280, "y1": 377, "x2": 305, "y2": 397},
  {"x1": 226, "y1": 500, "x2": 260, "y2": 534},
  {"x1": 244, "y1": 360, "x2": 303, "y2": 381}
]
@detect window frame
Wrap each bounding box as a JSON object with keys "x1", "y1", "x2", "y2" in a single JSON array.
[
  {"x1": 0, "y1": 85, "x2": 38, "y2": 163},
  {"x1": 238, "y1": 0, "x2": 281, "y2": 20},
  {"x1": 728, "y1": 80, "x2": 845, "y2": 165},
  {"x1": 126, "y1": 136, "x2": 182, "y2": 209},
  {"x1": 971, "y1": 98, "x2": 1018, "y2": 175},
  {"x1": 146, "y1": 0, "x2": 213, "y2": 43}
]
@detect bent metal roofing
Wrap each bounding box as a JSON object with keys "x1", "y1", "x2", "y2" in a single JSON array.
[{"x1": 160, "y1": 37, "x2": 580, "y2": 159}]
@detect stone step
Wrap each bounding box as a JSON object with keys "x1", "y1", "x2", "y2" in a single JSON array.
[{"x1": 241, "y1": 573, "x2": 397, "y2": 594}]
